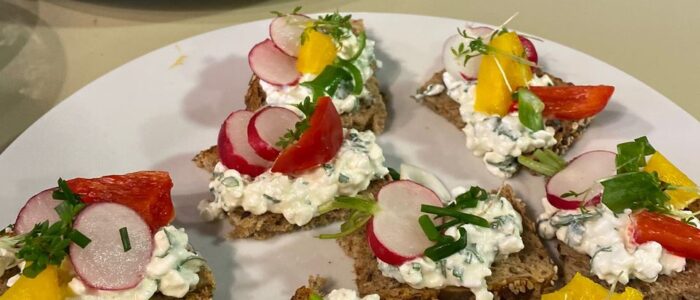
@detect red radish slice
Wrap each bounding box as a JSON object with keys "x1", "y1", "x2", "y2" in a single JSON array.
[
  {"x1": 248, "y1": 106, "x2": 301, "y2": 161},
  {"x1": 70, "y1": 203, "x2": 153, "y2": 290},
  {"x1": 269, "y1": 14, "x2": 311, "y2": 57},
  {"x1": 14, "y1": 188, "x2": 62, "y2": 235},
  {"x1": 248, "y1": 39, "x2": 301, "y2": 86},
  {"x1": 546, "y1": 150, "x2": 616, "y2": 209},
  {"x1": 368, "y1": 180, "x2": 444, "y2": 265},
  {"x1": 219, "y1": 110, "x2": 272, "y2": 177},
  {"x1": 443, "y1": 27, "x2": 494, "y2": 81},
  {"x1": 518, "y1": 35, "x2": 538, "y2": 64}
]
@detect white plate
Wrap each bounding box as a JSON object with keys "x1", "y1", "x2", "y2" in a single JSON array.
[{"x1": 1, "y1": 13, "x2": 699, "y2": 299}]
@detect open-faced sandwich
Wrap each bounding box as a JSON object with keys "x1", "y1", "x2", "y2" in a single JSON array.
[
  {"x1": 534, "y1": 137, "x2": 700, "y2": 298},
  {"x1": 196, "y1": 96, "x2": 390, "y2": 239},
  {"x1": 245, "y1": 8, "x2": 387, "y2": 133},
  {"x1": 291, "y1": 276, "x2": 379, "y2": 300},
  {"x1": 315, "y1": 165, "x2": 556, "y2": 299},
  {"x1": 0, "y1": 171, "x2": 214, "y2": 299},
  {"x1": 414, "y1": 16, "x2": 614, "y2": 178}
]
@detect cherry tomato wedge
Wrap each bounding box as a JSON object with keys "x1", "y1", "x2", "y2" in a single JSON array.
[
  {"x1": 632, "y1": 210, "x2": 700, "y2": 260},
  {"x1": 525, "y1": 85, "x2": 614, "y2": 120},
  {"x1": 67, "y1": 171, "x2": 174, "y2": 231},
  {"x1": 271, "y1": 97, "x2": 343, "y2": 174}
]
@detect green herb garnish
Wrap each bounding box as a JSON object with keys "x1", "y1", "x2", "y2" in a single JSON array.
[
  {"x1": 276, "y1": 96, "x2": 317, "y2": 149},
  {"x1": 421, "y1": 205, "x2": 489, "y2": 228},
  {"x1": 303, "y1": 11, "x2": 354, "y2": 44},
  {"x1": 601, "y1": 171, "x2": 669, "y2": 213},
  {"x1": 418, "y1": 215, "x2": 440, "y2": 242},
  {"x1": 559, "y1": 189, "x2": 591, "y2": 199},
  {"x1": 515, "y1": 88, "x2": 545, "y2": 131},
  {"x1": 615, "y1": 136, "x2": 655, "y2": 174},
  {"x1": 517, "y1": 149, "x2": 567, "y2": 177},
  {"x1": 452, "y1": 28, "x2": 537, "y2": 69},
  {"x1": 449, "y1": 186, "x2": 488, "y2": 210},
  {"x1": 15, "y1": 179, "x2": 91, "y2": 278},
  {"x1": 119, "y1": 227, "x2": 131, "y2": 252},
  {"x1": 317, "y1": 196, "x2": 378, "y2": 239},
  {"x1": 424, "y1": 227, "x2": 468, "y2": 261},
  {"x1": 387, "y1": 167, "x2": 400, "y2": 181}
]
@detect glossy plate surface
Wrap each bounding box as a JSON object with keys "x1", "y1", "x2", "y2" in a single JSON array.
[{"x1": 1, "y1": 13, "x2": 698, "y2": 299}]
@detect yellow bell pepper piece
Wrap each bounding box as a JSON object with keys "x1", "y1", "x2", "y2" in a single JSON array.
[
  {"x1": 0, "y1": 266, "x2": 64, "y2": 300},
  {"x1": 644, "y1": 152, "x2": 699, "y2": 208},
  {"x1": 475, "y1": 31, "x2": 533, "y2": 116},
  {"x1": 542, "y1": 273, "x2": 644, "y2": 300},
  {"x1": 296, "y1": 29, "x2": 337, "y2": 75}
]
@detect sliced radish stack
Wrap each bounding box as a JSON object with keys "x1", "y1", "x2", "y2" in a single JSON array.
[
  {"x1": 218, "y1": 110, "x2": 273, "y2": 177},
  {"x1": 248, "y1": 106, "x2": 301, "y2": 161},
  {"x1": 269, "y1": 14, "x2": 311, "y2": 57},
  {"x1": 399, "y1": 163, "x2": 451, "y2": 204},
  {"x1": 70, "y1": 203, "x2": 153, "y2": 290},
  {"x1": 368, "y1": 180, "x2": 444, "y2": 265},
  {"x1": 248, "y1": 39, "x2": 301, "y2": 86},
  {"x1": 518, "y1": 35, "x2": 538, "y2": 64},
  {"x1": 442, "y1": 26, "x2": 494, "y2": 81},
  {"x1": 546, "y1": 150, "x2": 617, "y2": 209},
  {"x1": 14, "y1": 188, "x2": 62, "y2": 234}
]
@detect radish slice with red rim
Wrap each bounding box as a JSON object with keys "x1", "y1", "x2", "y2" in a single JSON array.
[
  {"x1": 218, "y1": 110, "x2": 272, "y2": 177},
  {"x1": 546, "y1": 150, "x2": 617, "y2": 209},
  {"x1": 70, "y1": 203, "x2": 153, "y2": 290},
  {"x1": 368, "y1": 180, "x2": 444, "y2": 265},
  {"x1": 269, "y1": 14, "x2": 311, "y2": 57},
  {"x1": 442, "y1": 26, "x2": 494, "y2": 81},
  {"x1": 248, "y1": 39, "x2": 301, "y2": 86},
  {"x1": 248, "y1": 106, "x2": 301, "y2": 161},
  {"x1": 399, "y1": 163, "x2": 451, "y2": 203},
  {"x1": 518, "y1": 35, "x2": 538, "y2": 64},
  {"x1": 14, "y1": 188, "x2": 62, "y2": 234}
]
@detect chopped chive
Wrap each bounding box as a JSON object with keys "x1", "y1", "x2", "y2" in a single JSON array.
[
  {"x1": 348, "y1": 31, "x2": 366, "y2": 61},
  {"x1": 517, "y1": 155, "x2": 558, "y2": 177},
  {"x1": 319, "y1": 211, "x2": 372, "y2": 239},
  {"x1": 119, "y1": 227, "x2": 131, "y2": 252},
  {"x1": 424, "y1": 228, "x2": 468, "y2": 261},
  {"x1": 318, "y1": 196, "x2": 377, "y2": 215},
  {"x1": 421, "y1": 205, "x2": 489, "y2": 227},
  {"x1": 419, "y1": 215, "x2": 440, "y2": 241},
  {"x1": 543, "y1": 149, "x2": 567, "y2": 169},
  {"x1": 436, "y1": 219, "x2": 461, "y2": 231},
  {"x1": 68, "y1": 229, "x2": 91, "y2": 248},
  {"x1": 387, "y1": 167, "x2": 400, "y2": 181}
]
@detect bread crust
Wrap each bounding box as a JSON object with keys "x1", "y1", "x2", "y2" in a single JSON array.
[
  {"x1": 416, "y1": 70, "x2": 591, "y2": 158},
  {"x1": 336, "y1": 185, "x2": 557, "y2": 300}
]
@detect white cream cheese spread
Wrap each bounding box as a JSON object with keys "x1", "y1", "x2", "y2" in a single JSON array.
[
  {"x1": 199, "y1": 129, "x2": 388, "y2": 226},
  {"x1": 537, "y1": 198, "x2": 688, "y2": 285},
  {"x1": 377, "y1": 187, "x2": 524, "y2": 300},
  {"x1": 325, "y1": 288, "x2": 380, "y2": 300},
  {"x1": 259, "y1": 31, "x2": 380, "y2": 114},
  {"x1": 416, "y1": 72, "x2": 556, "y2": 178}
]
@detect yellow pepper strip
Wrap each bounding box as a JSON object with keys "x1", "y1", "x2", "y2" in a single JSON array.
[
  {"x1": 474, "y1": 31, "x2": 533, "y2": 116},
  {"x1": 542, "y1": 273, "x2": 643, "y2": 300},
  {"x1": 644, "y1": 152, "x2": 699, "y2": 209},
  {"x1": 0, "y1": 266, "x2": 64, "y2": 300},
  {"x1": 296, "y1": 29, "x2": 337, "y2": 75}
]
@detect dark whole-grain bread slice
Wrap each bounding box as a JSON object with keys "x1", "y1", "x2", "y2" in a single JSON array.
[
  {"x1": 337, "y1": 185, "x2": 557, "y2": 300},
  {"x1": 416, "y1": 69, "x2": 591, "y2": 157},
  {"x1": 193, "y1": 146, "x2": 390, "y2": 240},
  {"x1": 557, "y1": 200, "x2": 700, "y2": 299},
  {"x1": 245, "y1": 74, "x2": 387, "y2": 133},
  {"x1": 291, "y1": 276, "x2": 327, "y2": 300},
  {"x1": 0, "y1": 260, "x2": 215, "y2": 299}
]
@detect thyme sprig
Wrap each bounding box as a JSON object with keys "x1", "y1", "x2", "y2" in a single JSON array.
[{"x1": 276, "y1": 97, "x2": 318, "y2": 149}]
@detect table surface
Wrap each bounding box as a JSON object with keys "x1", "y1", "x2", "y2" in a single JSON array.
[{"x1": 2, "y1": 0, "x2": 698, "y2": 151}]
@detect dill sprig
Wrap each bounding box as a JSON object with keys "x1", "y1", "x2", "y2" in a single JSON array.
[
  {"x1": 11, "y1": 179, "x2": 91, "y2": 278},
  {"x1": 276, "y1": 97, "x2": 318, "y2": 149}
]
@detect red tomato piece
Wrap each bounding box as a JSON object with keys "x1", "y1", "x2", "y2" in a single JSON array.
[
  {"x1": 67, "y1": 171, "x2": 174, "y2": 231},
  {"x1": 271, "y1": 97, "x2": 343, "y2": 174},
  {"x1": 529, "y1": 85, "x2": 614, "y2": 120},
  {"x1": 632, "y1": 210, "x2": 700, "y2": 260}
]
